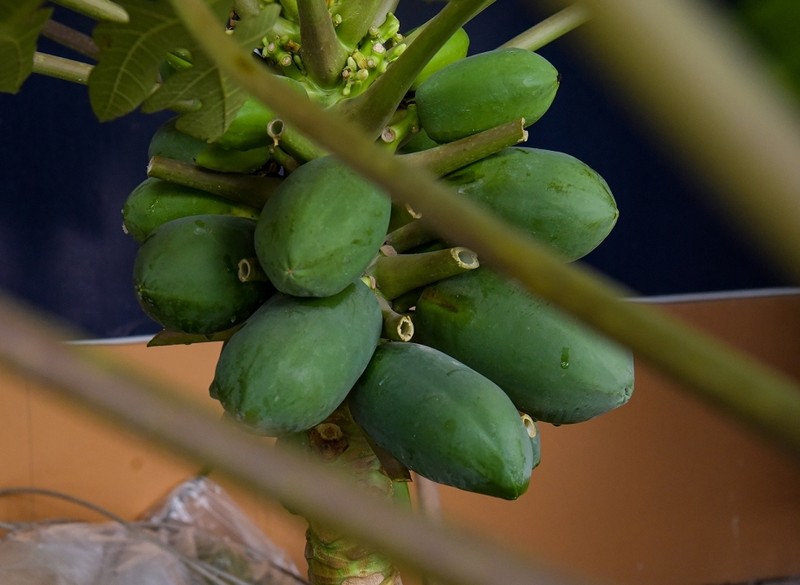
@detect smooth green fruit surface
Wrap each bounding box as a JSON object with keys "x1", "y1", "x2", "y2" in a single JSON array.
[
  {"x1": 415, "y1": 48, "x2": 559, "y2": 143},
  {"x1": 255, "y1": 156, "x2": 392, "y2": 297},
  {"x1": 409, "y1": 27, "x2": 470, "y2": 90},
  {"x1": 194, "y1": 143, "x2": 271, "y2": 174},
  {"x1": 147, "y1": 117, "x2": 207, "y2": 163},
  {"x1": 413, "y1": 269, "x2": 634, "y2": 425},
  {"x1": 350, "y1": 342, "x2": 533, "y2": 499},
  {"x1": 122, "y1": 178, "x2": 259, "y2": 242},
  {"x1": 210, "y1": 280, "x2": 382, "y2": 436},
  {"x1": 445, "y1": 147, "x2": 619, "y2": 261},
  {"x1": 214, "y1": 97, "x2": 275, "y2": 151},
  {"x1": 133, "y1": 215, "x2": 271, "y2": 334}
]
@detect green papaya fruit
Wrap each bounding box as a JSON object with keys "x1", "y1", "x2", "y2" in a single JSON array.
[
  {"x1": 445, "y1": 147, "x2": 619, "y2": 261},
  {"x1": 210, "y1": 280, "x2": 382, "y2": 436},
  {"x1": 255, "y1": 156, "x2": 392, "y2": 297},
  {"x1": 413, "y1": 269, "x2": 634, "y2": 425},
  {"x1": 214, "y1": 97, "x2": 275, "y2": 151},
  {"x1": 122, "y1": 178, "x2": 259, "y2": 242},
  {"x1": 409, "y1": 27, "x2": 470, "y2": 90},
  {"x1": 147, "y1": 117, "x2": 207, "y2": 163},
  {"x1": 415, "y1": 48, "x2": 559, "y2": 143},
  {"x1": 133, "y1": 215, "x2": 272, "y2": 334},
  {"x1": 194, "y1": 143, "x2": 271, "y2": 174},
  {"x1": 349, "y1": 342, "x2": 533, "y2": 499}
]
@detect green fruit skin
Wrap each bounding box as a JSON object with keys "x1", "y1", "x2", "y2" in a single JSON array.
[
  {"x1": 415, "y1": 48, "x2": 559, "y2": 143},
  {"x1": 147, "y1": 117, "x2": 207, "y2": 163},
  {"x1": 122, "y1": 178, "x2": 259, "y2": 242},
  {"x1": 255, "y1": 156, "x2": 392, "y2": 297},
  {"x1": 413, "y1": 269, "x2": 635, "y2": 425},
  {"x1": 194, "y1": 143, "x2": 270, "y2": 174},
  {"x1": 410, "y1": 27, "x2": 470, "y2": 90},
  {"x1": 350, "y1": 342, "x2": 533, "y2": 500},
  {"x1": 133, "y1": 215, "x2": 272, "y2": 334},
  {"x1": 445, "y1": 147, "x2": 619, "y2": 261},
  {"x1": 210, "y1": 280, "x2": 382, "y2": 436},
  {"x1": 214, "y1": 97, "x2": 275, "y2": 151}
]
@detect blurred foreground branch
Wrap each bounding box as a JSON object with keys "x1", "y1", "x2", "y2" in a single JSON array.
[{"x1": 0, "y1": 294, "x2": 581, "y2": 585}]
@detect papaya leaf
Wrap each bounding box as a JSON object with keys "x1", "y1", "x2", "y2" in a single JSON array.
[
  {"x1": 88, "y1": 0, "x2": 277, "y2": 140},
  {"x1": 89, "y1": 0, "x2": 228, "y2": 122},
  {"x1": 144, "y1": 4, "x2": 280, "y2": 140},
  {"x1": 0, "y1": 0, "x2": 52, "y2": 94}
]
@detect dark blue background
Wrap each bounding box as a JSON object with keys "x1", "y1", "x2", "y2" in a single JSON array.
[{"x1": 0, "y1": 1, "x2": 792, "y2": 338}]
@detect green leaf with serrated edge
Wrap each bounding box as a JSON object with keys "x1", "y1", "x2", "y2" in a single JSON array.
[
  {"x1": 89, "y1": 0, "x2": 230, "y2": 122},
  {"x1": 0, "y1": 0, "x2": 52, "y2": 93},
  {"x1": 144, "y1": 5, "x2": 279, "y2": 141}
]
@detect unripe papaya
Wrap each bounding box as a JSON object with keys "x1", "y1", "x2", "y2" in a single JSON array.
[
  {"x1": 210, "y1": 280, "x2": 382, "y2": 436},
  {"x1": 133, "y1": 215, "x2": 271, "y2": 334},
  {"x1": 122, "y1": 178, "x2": 259, "y2": 242},
  {"x1": 413, "y1": 269, "x2": 634, "y2": 425},
  {"x1": 445, "y1": 147, "x2": 619, "y2": 261},
  {"x1": 194, "y1": 143, "x2": 270, "y2": 174},
  {"x1": 147, "y1": 117, "x2": 207, "y2": 163},
  {"x1": 349, "y1": 342, "x2": 533, "y2": 499},
  {"x1": 409, "y1": 27, "x2": 470, "y2": 90},
  {"x1": 214, "y1": 97, "x2": 275, "y2": 151},
  {"x1": 415, "y1": 48, "x2": 559, "y2": 143},
  {"x1": 255, "y1": 156, "x2": 392, "y2": 297}
]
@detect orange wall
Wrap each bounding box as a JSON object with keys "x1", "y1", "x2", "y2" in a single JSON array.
[{"x1": 2, "y1": 294, "x2": 800, "y2": 585}]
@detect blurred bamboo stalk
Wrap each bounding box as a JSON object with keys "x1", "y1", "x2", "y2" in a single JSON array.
[
  {"x1": 0, "y1": 295, "x2": 583, "y2": 585},
  {"x1": 169, "y1": 0, "x2": 800, "y2": 456},
  {"x1": 547, "y1": 0, "x2": 800, "y2": 281}
]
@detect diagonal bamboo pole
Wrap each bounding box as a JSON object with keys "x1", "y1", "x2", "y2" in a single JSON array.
[
  {"x1": 0, "y1": 294, "x2": 586, "y2": 585},
  {"x1": 544, "y1": 0, "x2": 800, "y2": 282},
  {"x1": 169, "y1": 0, "x2": 800, "y2": 455}
]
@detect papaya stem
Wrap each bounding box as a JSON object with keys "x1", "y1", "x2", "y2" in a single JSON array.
[
  {"x1": 335, "y1": 0, "x2": 494, "y2": 138},
  {"x1": 331, "y1": 0, "x2": 386, "y2": 51},
  {"x1": 290, "y1": 406, "x2": 408, "y2": 585},
  {"x1": 268, "y1": 118, "x2": 328, "y2": 163},
  {"x1": 147, "y1": 156, "x2": 280, "y2": 209},
  {"x1": 369, "y1": 247, "x2": 479, "y2": 300},
  {"x1": 296, "y1": 0, "x2": 350, "y2": 88},
  {"x1": 384, "y1": 220, "x2": 435, "y2": 253},
  {"x1": 42, "y1": 19, "x2": 100, "y2": 60},
  {"x1": 238, "y1": 257, "x2": 271, "y2": 283},
  {"x1": 50, "y1": 0, "x2": 128, "y2": 23},
  {"x1": 374, "y1": 289, "x2": 415, "y2": 342},
  {"x1": 500, "y1": 4, "x2": 590, "y2": 51},
  {"x1": 399, "y1": 118, "x2": 527, "y2": 176},
  {"x1": 32, "y1": 52, "x2": 93, "y2": 85},
  {"x1": 380, "y1": 105, "x2": 422, "y2": 153}
]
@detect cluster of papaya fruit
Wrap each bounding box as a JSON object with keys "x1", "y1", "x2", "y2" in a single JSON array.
[{"x1": 123, "y1": 4, "x2": 634, "y2": 501}]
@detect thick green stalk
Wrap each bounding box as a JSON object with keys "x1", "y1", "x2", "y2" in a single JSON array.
[
  {"x1": 297, "y1": 0, "x2": 350, "y2": 87},
  {"x1": 168, "y1": 0, "x2": 800, "y2": 455},
  {"x1": 400, "y1": 118, "x2": 527, "y2": 176},
  {"x1": 332, "y1": 0, "x2": 387, "y2": 50},
  {"x1": 146, "y1": 156, "x2": 281, "y2": 209},
  {"x1": 42, "y1": 20, "x2": 100, "y2": 60},
  {"x1": 385, "y1": 220, "x2": 435, "y2": 253},
  {"x1": 500, "y1": 4, "x2": 590, "y2": 50},
  {"x1": 283, "y1": 406, "x2": 409, "y2": 585},
  {"x1": 335, "y1": 0, "x2": 493, "y2": 137},
  {"x1": 50, "y1": 0, "x2": 128, "y2": 22},
  {"x1": 32, "y1": 52, "x2": 93, "y2": 85},
  {"x1": 369, "y1": 247, "x2": 480, "y2": 300}
]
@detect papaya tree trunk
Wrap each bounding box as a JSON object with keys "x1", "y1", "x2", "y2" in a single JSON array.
[{"x1": 294, "y1": 404, "x2": 410, "y2": 585}]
